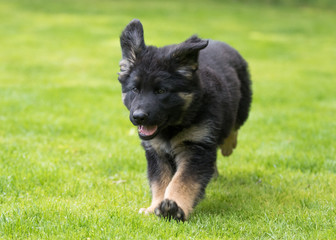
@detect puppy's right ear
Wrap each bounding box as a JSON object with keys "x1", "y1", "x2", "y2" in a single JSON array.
[{"x1": 120, "y1": 19, "x2": 145, "y2": 64}]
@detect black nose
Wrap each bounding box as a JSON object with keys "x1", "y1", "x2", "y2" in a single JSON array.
[{"x1": 133, "y1": 110, "x2": 148, "y2": 124}]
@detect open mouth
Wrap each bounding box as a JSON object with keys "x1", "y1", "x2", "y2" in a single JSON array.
[{"x1": 138, "y1": 125, "x2": 159, "y2": 140}]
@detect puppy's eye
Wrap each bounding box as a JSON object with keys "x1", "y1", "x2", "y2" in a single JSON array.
[
  {"x1": 132, "y1": 87, "x2": 139, "y2": 93},
  {"x1": 155, "y1": 88, "x2": 166, "y2": 94}
]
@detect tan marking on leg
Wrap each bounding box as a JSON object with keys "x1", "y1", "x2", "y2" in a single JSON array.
[
  {"x1": 139, "y1": 166, "x2": 172, "y2": 215},
  {"x1": 163, "y1": 161, "x2": 201, "y2": 218},
  {"x1": 219, "y1": 130, "x2": 238, "y2": 157}
]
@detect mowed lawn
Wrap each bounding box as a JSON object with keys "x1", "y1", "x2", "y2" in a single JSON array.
[{"x1": 0, "y1": 0, "x2": 335, "y2": 239}]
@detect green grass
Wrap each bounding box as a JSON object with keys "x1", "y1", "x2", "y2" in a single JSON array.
[{"x1": 1, "y1": 0, "x2": 336, "y2": 239}]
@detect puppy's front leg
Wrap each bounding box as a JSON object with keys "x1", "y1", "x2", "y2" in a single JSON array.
[
  {"x1": 139, "y1": 149, "x2": 173, "y2": 215},
  {"x1": 155, "y1": 145, "x2": 216, "y2": 221}
]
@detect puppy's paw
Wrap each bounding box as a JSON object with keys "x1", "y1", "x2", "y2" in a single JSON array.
[
  {"x1": 220, "y1": 131, "x2": 238, "y2": 157},
  {"x1": 154, "y1": 199, "x2": 185, "y2": 221},
  {"x1": 139, "y1": 206, "x2": 154, "y2": 215}
]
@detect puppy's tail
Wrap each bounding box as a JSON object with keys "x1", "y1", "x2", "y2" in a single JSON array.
[{"x1": 236, "y1": 59, "x2": 252, "y2": 129}]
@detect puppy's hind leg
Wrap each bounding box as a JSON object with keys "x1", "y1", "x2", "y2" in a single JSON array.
[{"x1": 219, "y1": 130, "x2": 238, "y2": 157}]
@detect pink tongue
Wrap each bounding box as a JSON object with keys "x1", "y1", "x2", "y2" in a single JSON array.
[{"x1": 138, "y1": 125, "x2": 158, "y2": 136}]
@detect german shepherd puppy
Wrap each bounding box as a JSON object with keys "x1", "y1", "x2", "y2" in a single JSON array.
[{"x1": 118, "y1": 19, "x2": 252, "y2": 221}]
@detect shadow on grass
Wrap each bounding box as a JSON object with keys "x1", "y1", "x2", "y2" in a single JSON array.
[{"x1": 194, "y1": 171, "x2": 301, "y2": 220}]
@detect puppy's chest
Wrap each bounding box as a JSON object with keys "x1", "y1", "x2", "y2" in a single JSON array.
[
  {"x1": 146, "y1": 138, "x2": 174, "y2": 158},
  {"x1": 143, "y1": 123, "x2": 213, "y2": 158}
]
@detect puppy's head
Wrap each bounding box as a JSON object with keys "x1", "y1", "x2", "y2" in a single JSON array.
[{"x1": 119, "y1": 19, "x2": 208, "y2": 140}]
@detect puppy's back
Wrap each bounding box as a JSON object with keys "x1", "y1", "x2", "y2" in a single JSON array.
[
  {"x1": 199, "y1": 40, "x2": 246, "y2": 77},
  {"x1": 198, "y1": 40, "x2": 252, "y2": 129}
]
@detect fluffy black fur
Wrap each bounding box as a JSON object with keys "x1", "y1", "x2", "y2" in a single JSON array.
[{"x1": 118, "y1": 19, "x2": 252, "y2": 221}]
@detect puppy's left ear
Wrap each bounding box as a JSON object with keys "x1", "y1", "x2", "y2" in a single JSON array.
[
  {"x1": 171, "y1": 35, "x2": 208, "y2": 77},
  {"x1": 119, "y1": 19, "x2": 146, "y2": 77}
]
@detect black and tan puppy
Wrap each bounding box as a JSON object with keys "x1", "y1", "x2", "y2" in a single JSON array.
[{"x1": 118, "y1": 19, "x2": 252, "y2": 221}]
